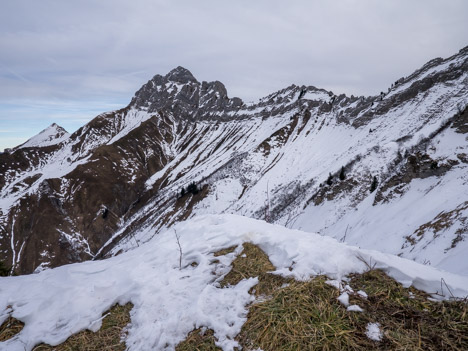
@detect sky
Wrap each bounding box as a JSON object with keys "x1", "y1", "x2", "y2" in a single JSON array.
[{"x1": 0, "y1": 0, "x2": 467, "y2": 151}]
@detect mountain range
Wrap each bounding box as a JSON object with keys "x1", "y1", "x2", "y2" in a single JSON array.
[{"x1": 1, "y1": 45, "x2": 467, "y2": 276}]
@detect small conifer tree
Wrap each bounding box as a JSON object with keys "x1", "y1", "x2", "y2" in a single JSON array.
[
  {"x1": 370, "y1": 176, "x2": 378, "y2": 193},
  {"x1": 326, "y1": 173, "x2": 333, "y2": 186},
  {"x1": 0, "y1": 261, "x2": 10, "y2": 276},
  {"x1": 187, "y1": 182, "x2": 199, "y2": 195},
  {"x1": 339, "y1": 166, "x2": 346, "y2": 181}
]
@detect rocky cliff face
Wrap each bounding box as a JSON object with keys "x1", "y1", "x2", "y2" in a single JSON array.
[
  {"x1": 130, "y1": 66, "x2": 244, "y2": 120},
  {"x1": 1, "y1": 46, "x2": 467, "y2": 275}
]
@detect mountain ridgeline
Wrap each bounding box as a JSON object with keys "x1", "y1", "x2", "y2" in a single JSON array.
[{"x1": 1, "y1": 47, "x2": 467, "y2": 275}]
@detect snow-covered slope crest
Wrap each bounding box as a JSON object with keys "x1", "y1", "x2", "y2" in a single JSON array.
[
  {"x1": 1, "y1": 215, "x2": 467, "y2": 351},
  {"x1": 16, "y1": 123, "x2": 69, "y2": 149}
]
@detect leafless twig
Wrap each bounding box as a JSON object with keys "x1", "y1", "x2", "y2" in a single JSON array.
[
  {"x1": 265, "y1": 180, "x2": 271, "y2": 223},
  {"x1": 285, "y1": 211, "x2": 303, "y2": 228},
  {"x1": 340, "y1": 224, "x2": 349, "y2": 243},
  {"x1": 174, "y1": 229, "x2": 183, "y2": 270},
  {"x1": 131, "y1": 232, "x2": 139, "y2": 248},
  {"x1": 440, "y1": 278, "x2": 455, "y2": 299},
  {"x1": 356, "y1": 254, "x2": 376, "y2": 271}
]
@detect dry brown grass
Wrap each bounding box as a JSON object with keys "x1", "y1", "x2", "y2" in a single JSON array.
[
  {"x1": 175, "y1": 328, "x2": 221, "y2": 351},
  {"x1": 32, "y1": 303, "x2": 133, "y2": 351},
  {"x1": 219, "y1": 242, "x2": 291, "y2": 297},
  {"x1": 220, "y1": 242, "x2": 274, "y2": 287},
  {"x1": 348, "y1": 270, "x2": 468, "y2": 350},
  {"x1": 237, "y1": 276, "x2": 370, "y2": 350},
  {"x1": 237, "y1": 268, "x2": 468, "y2": 351},
  {"x1": 213, "y1": 245, "x2": 237, "y2": 257},
  {"x1": 0, "y1": 313, "x2": 24, "y2": 342}
]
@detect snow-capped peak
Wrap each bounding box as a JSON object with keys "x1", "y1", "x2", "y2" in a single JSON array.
[{"x1": 16, "y1": 123, "x2": 69, "y2": 150}]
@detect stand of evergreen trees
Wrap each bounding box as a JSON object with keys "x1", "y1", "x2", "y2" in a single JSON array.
[
  {"x1": 180, "y1": 182, "x2": 199, "y2": 198},
  {"x1": 0, "y1": 261, "x2": 11, "y2": 276}
]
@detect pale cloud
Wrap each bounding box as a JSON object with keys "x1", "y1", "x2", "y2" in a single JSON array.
[{"x1": 0, "y1": 0, "x2": 467, "y2": 149}]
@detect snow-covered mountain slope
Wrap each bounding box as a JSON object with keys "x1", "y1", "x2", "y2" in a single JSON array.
[
  {"x1": 15, "y1": 123, "x2": 69, "y2": 149},
  {"x1": 1, "y1": 214, "x2": 468, "y2": 351},
  {"x1": 0, "y1": 45, "x2": 467, "y2": 275}
]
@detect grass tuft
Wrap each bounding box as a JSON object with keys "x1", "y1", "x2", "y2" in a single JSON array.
[
  {"x1": 237, "y1": 268, "x2": 468, "y2": 351},
  {"x1": 0, "y1": 313, "x2": 24, "y2": 342},
  {"x1": 32, "y1": 302, "x2": 133, "y2": 351},
  {"x1": 175, "y1": 328, "x2": 221, "y2": 351},
  {"x1": 213, "y1": 245, "x2": 238, "y2": 257},
  {"x1": 220, "y1": 242, "x2": 274, "y2": 287},
  {"x1": 348, "y1": 270, "x2": 468, "y2": 350},
  {"x1": 237, "y1": 276, "x2": 368, "y2": 350},
  {"x1": 219, "y1": 242, "x2": 291, "y2": 296}
]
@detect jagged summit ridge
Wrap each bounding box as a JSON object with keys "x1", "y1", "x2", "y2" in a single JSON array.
[
  {"x1": 129, "y1": 44, "x2": 468, "y2": 125},
  {"x1": 130, "y1": 66, "x2": 243, "y2": 119}
]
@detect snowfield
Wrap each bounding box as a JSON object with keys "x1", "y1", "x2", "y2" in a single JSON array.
[
  {"x1": 16, "y1": 123, "x2": 69, "y2": 149},
  {"x1": 1, "y1": 214, "x2": 468, "y2": 351}
]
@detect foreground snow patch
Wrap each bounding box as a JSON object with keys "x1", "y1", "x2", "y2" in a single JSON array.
[
  {"x1": 366, "y1": 322, "x2": 383, "y2": 342},
  {"x1": 1, "y1": 214, "x2": 468, "y2": 351}
]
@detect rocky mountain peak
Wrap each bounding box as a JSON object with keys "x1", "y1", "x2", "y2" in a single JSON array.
[
  {"x1": 130, "y1": 67, "x2": 244, "y2": 119},
  {"x1": 201, "y1": 80, "x2": 228, "y2": 99},
  {"x1": 165, "y1": 66, "x2": 198, "y2": 84},
  {"x1": 459, "y1": 45, "x2": 468, "y2": 54},
  {"x1": 15, "y1": 123, "x2": 69, "y2": 150}
]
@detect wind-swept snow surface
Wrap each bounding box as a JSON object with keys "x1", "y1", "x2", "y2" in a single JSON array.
[
  {"x1": 1, "y1": 215, "x2": 467, "y2": 351},
  {"x1": 16, "y1": 123, "x2": 69, "y2": 149}
]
